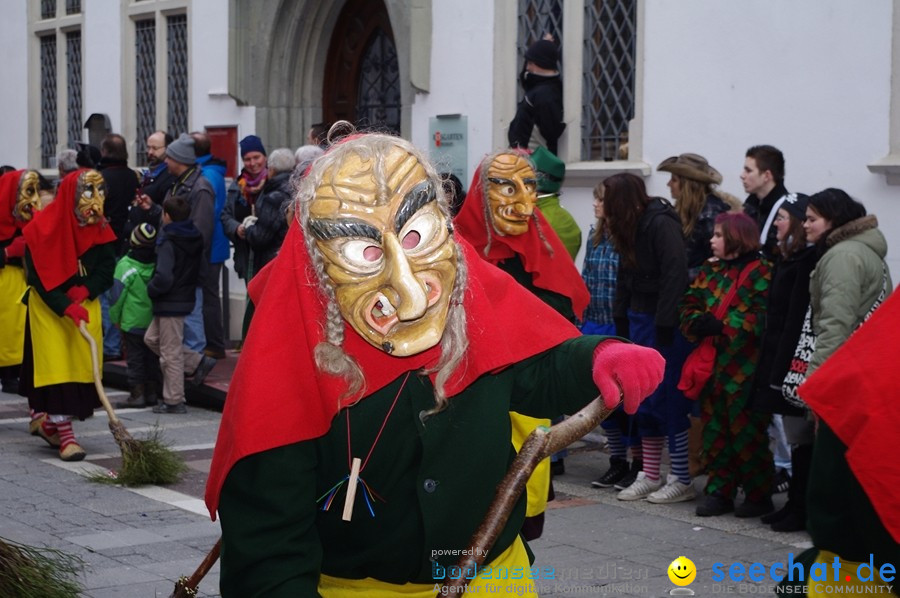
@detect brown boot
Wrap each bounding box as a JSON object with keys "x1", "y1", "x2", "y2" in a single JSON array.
[
  {"x1": 59, "y1": 442, "x2": 86, "y2": 462},
  {"x1": 115, "y1": 384, "x2": 149, "y2": 409},
  {"x1": 36, "y1": 419, "x2": 61, "y2": 448}
]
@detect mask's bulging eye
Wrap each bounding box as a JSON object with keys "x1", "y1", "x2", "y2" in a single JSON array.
[
  {"x1": 341, "y1": 239, "x2": 383, "y2": 268},
  {"x1": 401, "y1": 230, "x2": 421, "y2": 250},
  {"x1": 83, "y1": 191, "x2": 93, "y2": 199},
  {"x1": 499, "y1": 184, "x2": 516, "y2": 197},
  {"x1": 400, "y1": 211, "x2": 440, "y2": 255}
]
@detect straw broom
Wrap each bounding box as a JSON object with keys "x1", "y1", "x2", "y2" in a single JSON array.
[{"x1": 78, "y1": 322, "x2": 186, "y2": 485}]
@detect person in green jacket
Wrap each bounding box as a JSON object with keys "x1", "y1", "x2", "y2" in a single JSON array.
[
  {"x1": 108, "y1": 222, "x2": 161, "y2": 408},
  {"x1": 530, "y1": 145, "x2": 582, "y2": 261},
  {"x1": 205, "y1": 132, "x2": 666, "y2": 597}
]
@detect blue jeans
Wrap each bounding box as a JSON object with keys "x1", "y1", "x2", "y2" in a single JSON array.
[
  {"x1": 183, "y1": 287, "x2": 206, "y2": 352},
  {"x1": 100, "y1": 290, "x2": 122, "y2": 357}
]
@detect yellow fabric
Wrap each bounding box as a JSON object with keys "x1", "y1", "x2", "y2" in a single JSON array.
[
  {"x1": 319, "y1": 535, "x2": 536, "y2": 597},
  {"x1": 0, "y1": 266, "x2": 27, "y2": 367},
  {"x1": 29, "y1": 293, "x2": 102, "y2": 387},
  {"x1": 510, "y1": 412, "x2": 551, "y2": 517},
  {"x1": 806, "y1": 550, "x2": 895, "y2": 597}
]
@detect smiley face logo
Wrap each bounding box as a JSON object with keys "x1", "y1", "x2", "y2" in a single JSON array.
[{"x1": 668, "y1": 556, "x2": 696, "y2": 586}]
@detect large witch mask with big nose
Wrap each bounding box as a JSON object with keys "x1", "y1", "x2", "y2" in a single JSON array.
[
  {"x1": 74, "y1": 170, "x2": 106, "y2": 226},
  {"x1": 14, "y1": 170, "x2": 42, "y2": 224},
  {"x1": 485, "y1": 152, "x2": 538, "y2": 236},
  {"x1": 307, "y1": 142, "x2": 457, "y2": 356}
]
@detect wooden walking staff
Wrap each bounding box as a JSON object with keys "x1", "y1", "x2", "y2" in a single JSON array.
[
  {"x1": 170, "y1": 538, "x2": 221, "y2": 598},
  {"x1": 442, "y1": 394, "x2": 619, "y2": 591}
]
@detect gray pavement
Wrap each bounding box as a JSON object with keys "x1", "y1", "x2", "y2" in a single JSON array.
[{"x1": 1, "y1": 386, "x2": 811, "y2": 597}]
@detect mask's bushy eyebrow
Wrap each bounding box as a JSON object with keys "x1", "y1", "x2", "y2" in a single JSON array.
[
  {"x1": 394, "y1": 181, "x2": 436, "y2": 232},
  {"x1": 309, "y1": 218, "x2": 382, "y2": 243}
]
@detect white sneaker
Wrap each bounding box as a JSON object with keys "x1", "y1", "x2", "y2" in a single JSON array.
[
  {"x1": 647, "y1": 475, "x2": 696, "y2": 504},
  {"x1": 616, "y1": 472, "x2": 662, "y2": 501}
]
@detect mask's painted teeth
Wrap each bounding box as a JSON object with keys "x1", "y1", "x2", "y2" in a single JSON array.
[{"x1": 374, "y1": 292, "x2": 396, "y2": 317}]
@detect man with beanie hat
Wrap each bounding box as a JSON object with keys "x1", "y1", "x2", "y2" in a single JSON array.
[
  {"x1": 531, "y1": 145, "x2": 581, "y2": 260},
  {"x1": 163, "y1": 133, "x2": 216, "y2": 355},
  {"x1": 109, "y1": 222, "x2": 162, "y2": 408},
  {"x1": 508, "y1": 35, "x2": 566, "y2": 155}
]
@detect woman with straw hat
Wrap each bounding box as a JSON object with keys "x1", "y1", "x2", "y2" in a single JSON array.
[{"x1": 658, "y1": 153, "x2": 741, "y2": 280}]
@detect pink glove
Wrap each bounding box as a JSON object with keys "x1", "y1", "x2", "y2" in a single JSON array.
[
  {"x1": 4, "y1": 236, "x2": 25, "y2": 259},
  {"x1": 592, "y1": 340, "x2": 665, "y2": 415},
  {"x1": 65, "y1": 285, "x2": 90, "y2": 304},
  {"x1": 63, "y1": 303, "x2": 90, "y2": 326}
]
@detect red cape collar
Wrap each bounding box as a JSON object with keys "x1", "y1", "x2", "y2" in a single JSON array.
[{"x1": 205, "y1": 223, "x2": 581, "y2": 518}]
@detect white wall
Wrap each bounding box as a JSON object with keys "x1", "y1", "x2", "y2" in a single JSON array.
[
  {"x1": 83, "y1": 4, "x2": 121, "y2": 133},
  {"x1": 0, "y1": 2, "x2": 29, "y2": 168},
  {"x1": 563, "y1": 0, "x2": 898, "y2": 277},
  {"x1": 410, "y1": 0, "x2": 496, "y2": 187},
  {"x1": 190, "y1": 0, "x2": 255, "y2": 163}
]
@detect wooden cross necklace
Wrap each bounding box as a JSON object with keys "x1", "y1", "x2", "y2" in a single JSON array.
[{"x1": 316, "y1": 371, "x2": 411, "y2": 521}]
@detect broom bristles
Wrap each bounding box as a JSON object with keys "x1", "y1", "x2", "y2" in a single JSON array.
[
  {"x1": 89, "y1": 426, "x2": 187, "y2": 487},
  {"x1": 0, "y1": 536, "x2": 84, "y2": 597}
]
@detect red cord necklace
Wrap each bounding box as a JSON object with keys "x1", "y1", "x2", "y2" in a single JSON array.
[{"x1": 316, "y1": 371, "x2": 412, "y2": 521}]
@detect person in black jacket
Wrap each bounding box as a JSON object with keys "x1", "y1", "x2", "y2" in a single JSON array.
[
  {"x1": 603, "y1": 173, "x2": 695, "y2": 504},
  {"x1": 741, "y1": 145, "x2": 789, "y2": 259},
  {"x1": 244, "y1": 148, "x2": 294, "y2": 274},
  {"x1": 749, "y1": 193, "x2": 817, "y2": 532},
  {"x1": 508, "y1": 37, "x2": 565, "y2": 155},
  {"x1": 144, "y1": 196, "x2": 216, "y2": 414}
]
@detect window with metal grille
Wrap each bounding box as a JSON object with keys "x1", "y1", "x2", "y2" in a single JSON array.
[
  {"x1": 356, "y1": 29, "x2": 401, "y2": 135},
  {"x1": 66, "y1": 30, "x2": 82, "y2": 148},
  {"x1": 66, "y1": 0, "x2": 81, "y2": 15},
  {"x1": 40, "y1": 0, "x2": 55, "y2": 19},
  {"x1": 517, "y1": 0, "x2": 563, "y2": 70},
  {"x1": 582, "y1": 0, "x2": 637, "y2": 161},
  {"x1": 40, "y1": 34, "x2": 58, "y2": 168},
  {"x1": 167, "y1": 14, "x2": 188, "y2": 137},
  {"x1": 135, "y1": 19, "x2": 156, "y2": 165}
]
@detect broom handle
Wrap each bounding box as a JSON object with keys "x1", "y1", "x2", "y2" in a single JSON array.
[
  {"x1": 78, "y1": 321, "x2": 121, "y2": 425},
  {"x1": 171, "y1": 538, "x2": 222, "y2": 598},
  {"x1": 444, "y1": 394, "x2": 618, "y2": 590}
]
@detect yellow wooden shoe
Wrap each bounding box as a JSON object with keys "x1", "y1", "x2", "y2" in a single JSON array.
[
  {"x1": 28, "y1": 413, "x2": 46, "y2": 436},
  {"x1": 59, "y1": 442, "x2": 86, "y2": 462},
  {"x1": 36, "y1": 422, "x2": 61, "y2": 448}
]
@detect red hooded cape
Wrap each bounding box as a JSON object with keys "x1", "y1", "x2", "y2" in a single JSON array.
[
  {"x1": 0, "y1": 170, "x2": 28, "y2": 241},
  {"x1": 22, "y1": 169, "x2": 117, "y2": 291},
  {"x1": 798, "y1": 289, "x2": 900, "y2": 542},
  {"x1": 454, "y1": 162, "x2": 589, "y2": 319},
  {"x1": 205, "y1": 224, "x2": 581, "y2": 518}
]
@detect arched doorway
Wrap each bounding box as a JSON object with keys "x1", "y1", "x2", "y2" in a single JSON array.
[{"x1": 323, "y1": 0, "x2": 400, "y2": 134}]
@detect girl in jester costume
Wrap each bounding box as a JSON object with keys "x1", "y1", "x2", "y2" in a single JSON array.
[{"x1": 205, "y1": 132, "x2": 664, "y2": 597}]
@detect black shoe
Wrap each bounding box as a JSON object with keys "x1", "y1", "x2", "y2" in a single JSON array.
[
  {"x1": 190, "y1": 356, "x2": 217, "y2": 386},
  {"x1": 103, "y1": 353, "x2": 123, "y2": 362},
  {"x1": 773, "y1": 468, "x2": 791, "y2": 494},
  {"x1": 771, "y1": 510, "x2": 806, "y2": 532},
  {"x1": 696, "y1": 494, "x2": 734, "y2": 517},
  {"x1": 1, "y1": 377, "x2": 19, "y2": 394},
  {"x1": 592, "y1": 457, "x2": 630, "y2": 488},
  {"x1": 204, "y1": 348, "x2": 227, "y2": 360},
  {"x1": 761, "y1": 502, "x2": 791, "y2": 525},
  {"x1": 152, "y1": 402, "x2": 187, "y2": 414},
  {"x1": 735, "y1": 497, "x2": 774, "y2": 518},
  {"x1": 114, "y1": 396, "x2": 151, "y2": 409},
  {"x1": 550, "y1": 459, "x2": 565, "y2": 476},
  {"x1": 614, "y1": 459, "x2": 642, "y2": 490}
]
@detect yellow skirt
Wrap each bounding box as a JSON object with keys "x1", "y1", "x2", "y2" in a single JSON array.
[
  {"x1": 0, "y1": 265, "x2": 27, "y2": 367},
  {"x1": 510, "y1": 412, "x2": 551, "y2": 517},
  {"x1": 807, "y1": 550, "x2": 895, "y2": 597},
  {"x1": 28, "y1": 292, "x2": 102, "y2": 388},
  {"x1": 319, "y1": 536, "x2": 536, "y2": 597}
]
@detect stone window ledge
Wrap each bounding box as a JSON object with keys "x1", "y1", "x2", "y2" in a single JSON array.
[
  {"x1": 563, "y1": 160, "x2": 652, "y2": 187},
  {"x1": 867, "y1": 155, "x2": 900, "y2": 185}
]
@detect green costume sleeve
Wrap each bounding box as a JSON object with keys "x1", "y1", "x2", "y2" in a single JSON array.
[
  {"x1": 219, "y1": 442, "x2": 322, "y2": 597},
  {"x1": 509, "y1": 335, "x2": 604, "y2": 416}
]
